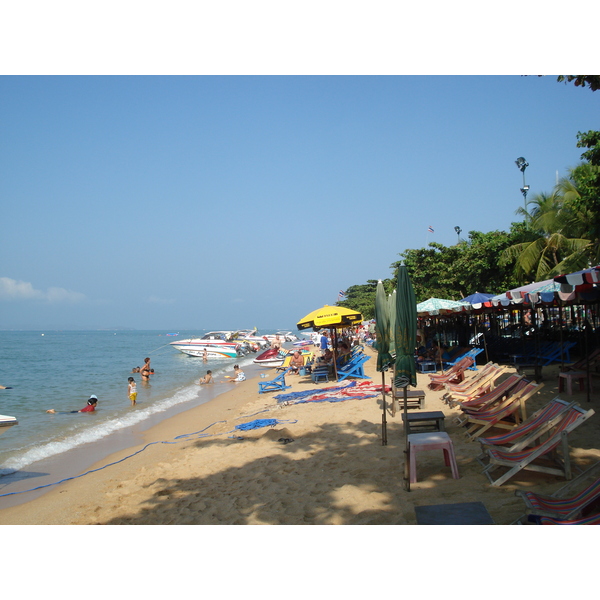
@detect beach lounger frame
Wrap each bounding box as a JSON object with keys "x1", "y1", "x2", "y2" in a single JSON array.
[
  {"x1": 258, "y1": 368, "x2": 292, "y2": 394},
  {"x1": 461, "y1": 380, "x2": 542, "y2": 440},
  {"x1": 482, "y1": 403, "x2": 595, "y2": 487},
  {"x1": 475, "y1": 397, "x2": 576, "y2": 465},
  {"x1": 513, "y1": 460, "x2": 600, "y2": 524},
  {"x1": 336, "y1": 354, "x2": 371, "y2": 382}
]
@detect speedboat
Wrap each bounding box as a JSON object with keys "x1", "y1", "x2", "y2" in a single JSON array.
[
  {"x1": 253, "y1": 348, "x2": 287, "y2": 368},
  {"x1": 0, "y1": 415, "x2": 18, "y2": 436},
  {"x1": 170, "y1": 331, "x2": 243, "y2": 358},
  {"x1": 178, "y1": 345, "x2": 240, "y2": 359}
]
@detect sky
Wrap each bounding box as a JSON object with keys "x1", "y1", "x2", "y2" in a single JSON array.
[{"x1": 1, "y1": 6, "x2": 598, "y2": 331}]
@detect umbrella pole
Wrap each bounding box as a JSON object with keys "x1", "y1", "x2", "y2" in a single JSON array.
[
  {"x1": 331, "y1": 327, "x2": 339, "y2": 381},
  {"x1": 403, "y1": 385, "x2": 410, "y2": 492},
  {"x1": 391, "y1": 364, "x2": 397, "y2": 417},
  {"x1": 381, "y1": 371, "x2": 388, "y2": 445}
]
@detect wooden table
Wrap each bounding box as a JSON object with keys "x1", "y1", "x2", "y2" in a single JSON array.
[
  {"x1": 391, "y1": 388, "x2": 425, "y2": 413},
  {"x1": 401, "y1": 410, "x2": 445, "y2": 434}
]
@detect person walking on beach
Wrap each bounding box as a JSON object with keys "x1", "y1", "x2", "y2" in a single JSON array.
[
  {"x1": 202, "y1": 348, "x2": 208, "y2": 363},
  {"x1": 46, "y1": 395, "x2": 98, "y2": 414},
  {"x1": 198, "y1": 370, "x2": 213, "y2": 384},
  {"x1": 128, "y1": 377, "x2": 137, "y2": 405}
]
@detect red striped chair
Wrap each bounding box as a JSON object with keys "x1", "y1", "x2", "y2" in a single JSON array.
[
  {"x1": 427, "y1": 356, "x2": 475, "y2": 391},
  {"x1": 476, "y1": 397, "x2": 575, "y2": 465},
  {"x1": 514, "y1": 461, "x2": 600, "y2": 524},
  {"x1": 537, "y1": 513, "x2": 600, "y2": 525},
  {"x1": 451, "y1": 373, "x2": 524, "y2": 418},
  {"x1": 483, "y1": 402, "x2": 596, "y2": 486},
  {"x1": 461, "y1": 380, "x2": 542, "y2": 439}
]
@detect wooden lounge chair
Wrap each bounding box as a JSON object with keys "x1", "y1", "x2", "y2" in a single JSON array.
[
  {"x1": 514, "y1": 461, "x2": 600, "y2": 524},
  {"x1": 536, "y1": 512, "x2": 600, "y2": 524},
  {"x1": 482, "y1": 402, "x2": 596, "y2": 486},
  {"x1": 451, "y1": 373, "x2": 524, "y2": 415},
  {"x1": 428, "y1": 356, "x2": 475, "y2": 391},
  {"x1": 476, "y1": 397, "x2": 576, "y2": 464},
  {"x1": 461, "y1": 380, "x2": 542, "y2": 440},
  {"x1": 442, "y1": 363, "x2": 503, "y2": 404},
  {"x1": 258, "y1": 368, "x2": 292, "y2": 394}
]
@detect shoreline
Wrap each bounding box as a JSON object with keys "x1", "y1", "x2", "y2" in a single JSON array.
[
  {"x1": 1, "y1": 346, "x2": 599, "y2": 525},
  {"x1": 0, "y1": 360, "x2": 267, "y2": 515}
]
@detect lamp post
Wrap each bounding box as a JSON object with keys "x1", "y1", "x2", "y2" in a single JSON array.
[
  {"x1": 515, "y1": 157, "x2": 529, "y2": 212},
  {"x1": 454, "y1": 226, "x2": 462, "y2": 244}
]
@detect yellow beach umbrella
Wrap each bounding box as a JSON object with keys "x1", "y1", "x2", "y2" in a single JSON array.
[{"x1": 297, "y1": 305, "x2": 363, "y2": 331}]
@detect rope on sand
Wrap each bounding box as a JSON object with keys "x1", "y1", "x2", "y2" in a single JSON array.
[{"x1": 0, "y1": 415, "x2": 296, "y2": 498}]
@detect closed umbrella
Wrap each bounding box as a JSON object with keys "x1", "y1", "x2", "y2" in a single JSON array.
[
  {"x1": 394, "y1": 266, "x2": 417, "y2": 491},
  {"x1": 374, "y1": 280, "x2": 393, "y2": 445}
]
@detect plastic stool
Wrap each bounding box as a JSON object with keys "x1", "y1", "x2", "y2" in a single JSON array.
[
  {"x1": 408, "y1": 432, "x2": 460, "y2": 484},
  {"x1": 312, "y1": 370, "x2": 329, "y2": 384},
  {"x1": 558, "y1": 371, "x2": 592, "y2": 395}
]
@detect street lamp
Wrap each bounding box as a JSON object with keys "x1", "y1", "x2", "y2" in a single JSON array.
[
  {"x1": 515, "y1": 157, "x2": 529, "y2": 211},
  {"x1": 454, "y1": 226, "x2": 462, "y2": 244}
]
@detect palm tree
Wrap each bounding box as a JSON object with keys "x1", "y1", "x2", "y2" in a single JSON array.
[{"x1": 501, "y1": 173, "x2": 593, "y2": 282}]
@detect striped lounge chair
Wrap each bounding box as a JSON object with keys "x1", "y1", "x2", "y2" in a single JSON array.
[
  {"x1": 514, "y1": 461, "x2": 600, "y2": 524},
  {"x1": 482, "y1": 402, "x2": 596, "y2": 486}
]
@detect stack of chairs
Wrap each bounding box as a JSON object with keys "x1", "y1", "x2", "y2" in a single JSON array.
[
  {"x1": 441, "y1": 362, "x2": 504, "y2": 405},
  {"x1": 450, "y1": 373, "x2": 524, "y2": 414},
  {"x1": 458, "y1": 379, "x2": 543, "y2": 440}
]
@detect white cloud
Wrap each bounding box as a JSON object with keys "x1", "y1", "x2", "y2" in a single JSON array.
[{"x1": 0, "y1": 277, "x2": 85, "y2": 303}]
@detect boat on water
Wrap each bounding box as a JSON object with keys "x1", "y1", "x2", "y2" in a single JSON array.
[
  {"x1": 170, "y1": 331, "x2": 243, "y2": 359},
  {"x1": 0, "y1": 415, "x2": 18, "y2": 436},
  {"x1": 263, "y1": 331, "x2": 299, "y2": 343}
]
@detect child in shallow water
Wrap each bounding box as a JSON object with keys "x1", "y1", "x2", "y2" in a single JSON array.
[
  {"x1": 47, "y1": 395, "x2": 98, "y2": 414},
  {"x1": 198, "y1": 370, "x2": 213, "y2": 384},
  {"x1": 128, "y1": 377, "x2": 137, "y2": 405}
]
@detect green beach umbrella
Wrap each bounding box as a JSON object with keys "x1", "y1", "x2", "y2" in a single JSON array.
[
  {"x1": 374, "y1": 280, "x2": 393, "y2": 445},
  {"x1": 388, "y1": 289, "x2": 397, "y2": 359},
  {"x1": 394, "y1": 265, "x2": 417, "y2": 491},
  {"x1": 375, "y1": 281, "x2": 393, "y2": 372}
]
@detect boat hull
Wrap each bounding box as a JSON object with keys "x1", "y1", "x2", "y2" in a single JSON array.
[
  {"x1": 178, "y1": 346, "x2": 240, "y2": 359},
  {"x1": 0, "y1": 415, "x2": 18, "y2": 436}
]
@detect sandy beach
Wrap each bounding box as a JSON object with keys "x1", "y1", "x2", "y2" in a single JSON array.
[{"x1": 1, "y1": 345, "x2": 599, "y2": 526}]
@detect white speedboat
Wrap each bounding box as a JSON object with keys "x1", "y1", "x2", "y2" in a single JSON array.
[
  {"x1": 179, "y1": 346, "x2": 240, "y2": 359},
  {"x1": 0, "y1": 415, "x2": 18, "y2": 436},
  {"x1": 170, "y1": 331, "x2": 242, "y2": 358}
]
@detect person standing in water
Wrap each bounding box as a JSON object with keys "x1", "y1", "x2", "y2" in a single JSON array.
[
  {"x1": 128, "y1": 377, "x2": 137, "y2": 405},
  {"x1": 141, "y1": 357, "x2": 151, "y2": 382}
]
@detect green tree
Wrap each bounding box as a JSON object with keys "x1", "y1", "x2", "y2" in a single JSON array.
[
  {"x1": 500, "y1": 173, "x2": 593, "y2": 281},
  {"x1": 338, "y1": 279, "x2": 394, "y2": 320}
]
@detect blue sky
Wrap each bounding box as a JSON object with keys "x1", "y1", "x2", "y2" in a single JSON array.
[{"x1": 1, "y1": 75, "x2": 598, "y2": 330}]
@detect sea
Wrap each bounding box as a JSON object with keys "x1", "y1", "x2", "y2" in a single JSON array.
[{"x1": 0, "y1": 329, "x2": 298, "y2": 507}]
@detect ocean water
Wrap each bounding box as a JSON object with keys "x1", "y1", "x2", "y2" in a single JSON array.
[{"x1": 0, "y1": 329, "x2": 295, "y2": 483}]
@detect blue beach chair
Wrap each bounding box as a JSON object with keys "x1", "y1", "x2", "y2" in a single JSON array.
[
  {"x1": 258, "y1": 368, "x2": 292, "y2": 394},
  {"x1": 337, "y1": 354, "x2": 371, "y2": 382}
]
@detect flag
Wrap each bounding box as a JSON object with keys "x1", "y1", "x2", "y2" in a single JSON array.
[
  {"x1": 428, "y1": 226, "x2": 434, "y2": 233},
  {"x1": 338, "y1": 290, "x2": 346, "y2": 301}
]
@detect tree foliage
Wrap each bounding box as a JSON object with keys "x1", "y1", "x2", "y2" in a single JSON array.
[{"x1": 556, "y1": 76, "x2": 600, "y2": 92}]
